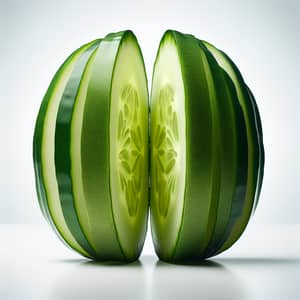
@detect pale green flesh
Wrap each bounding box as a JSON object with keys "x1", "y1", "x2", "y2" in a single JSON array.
[
  {"x1": 41, "y1": 44, "x2": 91, "y2": 257},
  {"x1": 150, "y1": 37, "x2": 186, "y2": 258},
  {"x1": 110, "y1": 37, "x2": 149, "y2": 258}
]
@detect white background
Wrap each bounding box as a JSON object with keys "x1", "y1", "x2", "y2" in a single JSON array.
[
  {"x1": 0, "y1": 0, "x2": 299, "y2": 225},
  {"x1": 1, "y1": 2, "x2": 300, "y2": 300}
]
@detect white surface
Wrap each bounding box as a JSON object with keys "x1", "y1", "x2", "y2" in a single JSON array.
[{"x1": 1, "y1": 224, "x2": 299, "y2": 300}]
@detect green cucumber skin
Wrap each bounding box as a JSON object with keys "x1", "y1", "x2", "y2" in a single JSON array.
[
  {"x1": 246, "y1": 86, "x2": 264, "y2": 213},
  {"x1": 151, "y1": 31, "x2": 263, "y2": 261},
  {"x1": 204, "y1": 46, "x2": 262, "y2": 254},
  {"x1": 198, "y1": 42, "x2": 248, "y2": 258},
  {"x1": 203, "y1": 69, "x2": 248, "y2": 258},
  {"x1": 33, "y1": 41, "x2": 96, "y2": 257},
  {"x1": 201, "y1": 38, "x2": 262, "y2": 256},
  {"x1": 54, "y1": 41, "x2": 100, "y2": 258}
]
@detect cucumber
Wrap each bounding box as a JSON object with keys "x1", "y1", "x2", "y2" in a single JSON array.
[
  {"x1": 34, "y1": 29, "x2": 264, "y2": 262},
  {"x1": 33, "y1": 30, "x2": 149, "y2": 261},
  {"x1": 150, "y1": 30, "x2": 263, "y2": 261}
]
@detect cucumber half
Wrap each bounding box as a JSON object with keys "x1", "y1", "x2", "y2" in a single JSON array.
[
  {"x1": 33, "y1": 30, "x2": 149, "y2": 261},
  {"x1": 150, "y1": 30, "x2": 263, "y2": 261}
]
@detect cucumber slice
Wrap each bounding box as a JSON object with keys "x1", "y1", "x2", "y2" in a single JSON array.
[
  {"x1": 33, "y1": 31, "x2": 149, "y2": 261},
  {"x1": 150, "y1": 30, "x2": 263, "y2": 261}
]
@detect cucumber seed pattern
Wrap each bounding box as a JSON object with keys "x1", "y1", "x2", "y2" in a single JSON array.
[
  {"x1": 152, "y1": 85, "x2": 179, "y2": 217},
  {"x1": 117, "y1": 85, "x2": 144, "y2": 217}
]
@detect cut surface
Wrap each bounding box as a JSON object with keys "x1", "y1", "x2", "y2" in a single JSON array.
[
  {"x1": 150, "y1": 34, "x2": 186, "y2": 258},
  {"x1": 110, "y1": 33, "x2": 149, "y2": 259}
]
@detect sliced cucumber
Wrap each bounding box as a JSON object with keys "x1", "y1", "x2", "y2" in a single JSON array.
[
  {"x1": 150, "y1": 30, "x2": 263, "y2": 261},
  {"x1": 33, "y1": 30, "x2": 149, "y2": 261},
  {"x1": 34, "y1": 29, "x2": 264, "y2": 262}
]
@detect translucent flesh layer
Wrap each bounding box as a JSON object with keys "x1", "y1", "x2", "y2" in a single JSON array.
[
  {"x1": 110, "y1": 36, "x2": 149, "y2": 258},
  {"x1": 150, "y1": 37, "x2": 186, "y2": 258}
]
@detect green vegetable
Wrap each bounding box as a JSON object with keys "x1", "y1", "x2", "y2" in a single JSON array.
[
  {"x1": 33, "y1": 30, "x2": 149, "y2": 261},
  {"x1": 150, "y1": 30, "x2": 264, "y2": 261}
]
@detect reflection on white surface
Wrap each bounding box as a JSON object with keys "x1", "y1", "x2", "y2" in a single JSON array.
[
  {"x1": 152, "y1": 259, "x2": 244, "y2": 300},
  {"x1": 50, "y1": 260, "x2": 146, "y2": 300},
  {"x1": 46, "y1": 257, "x2": 300, "y2": 300},
  {"x1": 39, "y1": 256, "x2": 245, "y2": 300},
  {"x1": 0, "y1": 225, "x2": 300, "y2": 300},
  {"x1": 49, "y1": 257, "x2": 245, "y2": 300}
]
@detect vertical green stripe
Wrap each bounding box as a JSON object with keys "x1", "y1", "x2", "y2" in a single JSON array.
[
  {"x1": 33, "y1": 42, "x2": 95, "y2": 256},
  {"x1": 55, "y1": 41, "x2": 100, "y2": 257},
  {"x1": 171, "y1": 31, "x2": 217, "y2": 260},
  {"x1": 81, "y1": 35, "x2": 125, "y2": 260},
  {"x1": 205, "y1": 71, "x2": 248, "y2": 257},
  {"x1": 199, "y1": 39, "x2": 248, "y2": 257},
  {"x1": 206, "y1": 47, "x2": 260, "y2": 253},
  {"x1": 196, "y1": 41, "x2": 222, "y2": 257}
]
